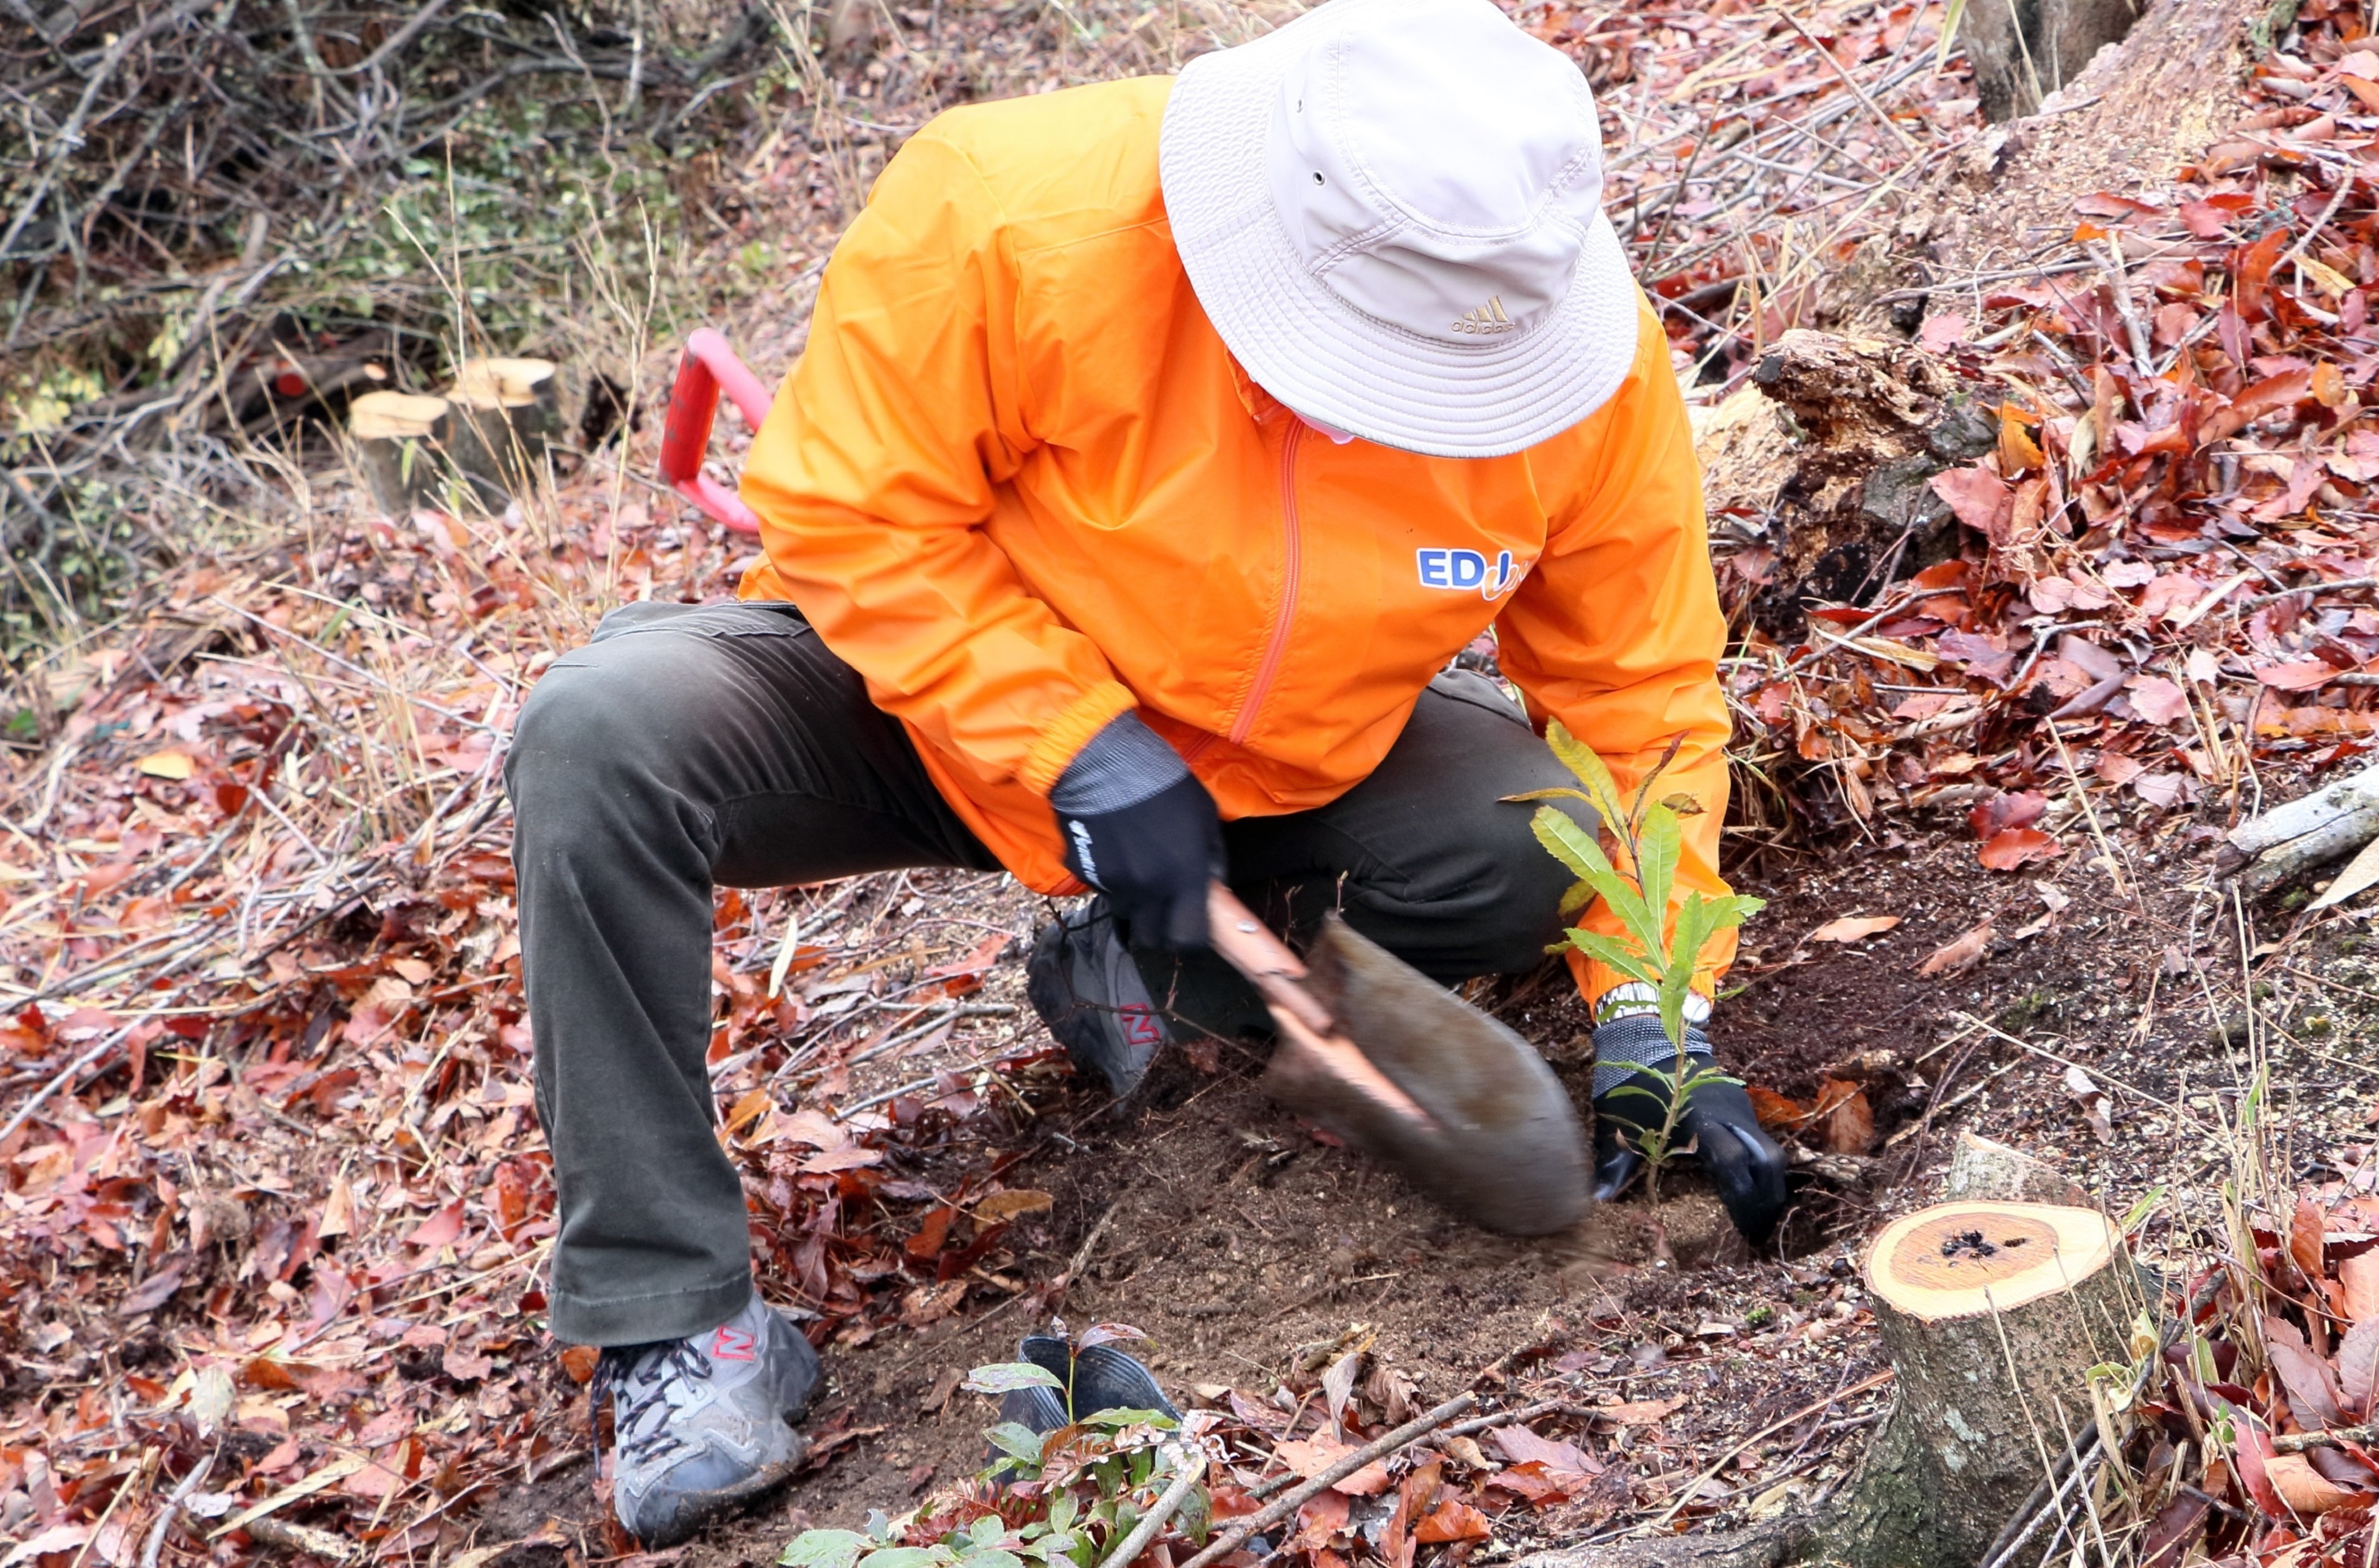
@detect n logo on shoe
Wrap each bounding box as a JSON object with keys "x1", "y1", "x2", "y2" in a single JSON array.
[
  {"x1": 1119, "y1": 1005, "x2": 1164, "y2": 1047},
  {"x1": 711, "y1": 1325, "x2": 758, "y2": 1362}
]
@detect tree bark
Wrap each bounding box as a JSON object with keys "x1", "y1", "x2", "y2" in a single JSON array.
[
  {"x1": 1828, "y1": 1202, "x2": 2136, "y2": 1568},
  {"x1": 2220, "y1": 758, "x2": 2379, "y2": 892},
  {"x1": 1958, "y1": 0, "x2": 2141, "y2": 122},
  {"x1": 1942, "y1": 1131, "x2": 2090, "y2": 1209},
  {"x1": 443, "y1": 357, "x2": 560, "y2": 500},
  {"x1": 348, "y1": 392, "x2": 458, "y2": 518}
]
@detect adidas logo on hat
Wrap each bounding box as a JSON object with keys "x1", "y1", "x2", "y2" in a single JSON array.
[{"x1": 1451, "y1": 297, "x2": 1515, "y2": 335}]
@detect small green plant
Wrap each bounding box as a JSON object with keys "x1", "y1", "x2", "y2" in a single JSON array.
[
  {"x1": 780, "y1": 1326, "x2": 1208, "y2": 1568},
  {"x1": 1516, "y1": 720, "x2": 1765, "y2": 1204}
]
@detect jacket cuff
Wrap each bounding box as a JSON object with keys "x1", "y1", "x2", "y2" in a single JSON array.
[{"x1": 1019, "y1": 681, "x2": 1140, "y2": 799}]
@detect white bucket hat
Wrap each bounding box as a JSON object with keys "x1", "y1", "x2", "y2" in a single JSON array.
[{"x1": 1158, "y1": 0, "x2": 1640, "y2": 459}]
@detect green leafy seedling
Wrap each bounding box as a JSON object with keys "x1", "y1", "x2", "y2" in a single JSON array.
[
  {"x1": 782, "y1": 1323, "x2": 1201, "y2": 1568},
  {"x1": 1514, "y1": 719, "x2": 1765, "y2": 1211}
]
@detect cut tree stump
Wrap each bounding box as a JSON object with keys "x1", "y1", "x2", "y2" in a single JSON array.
[
  {"x1": 1520, "y1": 1200, "x2": 2138, "y2": 1568},
  {"x1": 1942, "y1": 1130, "x2": 2090, "y2": 1209},
  {"x1": 349, "y1": 392, "x2": 460, "y2": 518},
  {"x1": 1957, "y1": 0, "x2": 2139, "y2": 121},
  {"x1": 444, "y1": 357, "x2": 560, "y2": 498},
  {"x1": 1829, "y1": 1202, "x2": 2135, "y2": 1568}
]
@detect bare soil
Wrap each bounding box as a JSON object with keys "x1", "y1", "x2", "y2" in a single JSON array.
[{"x1": 470, "y1": 788, "x2": 2379, "y2": 1566}]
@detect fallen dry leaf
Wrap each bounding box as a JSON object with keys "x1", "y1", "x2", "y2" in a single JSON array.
[
  {"x1": 134, "y1": 750, "x2": 194, "y2": 780},
  {"x1": 2255, "y1": 660, "x2": 2342, "y2": 691},
  {"x1": 1807, "y1": 914, "x2": 1902, "y2": 943},
  {"x1": 2061, "y1": 1065, "x2": 2113, "y2": 1143},
  {"x1": 1589, "y1": 1396, "x2": 1687, "y2": 1426},
  {"x1": 2344, "y1": 1250, "x2": 2379, "y2": 1323},
  {"x1": 1746, "y1": 1085, "x2": 1811, "y2": 1130},
  {"x1": 2339, "y1": 1318, "x2": 2379, "y2": 1417},
  {"x1": 1277, "y1": 1437, "x2": 1394, "y2": 1496},
  {"x1": 973, "y1": 1188, "x2": 1055, "y2": 1222},
  {"x1": 2128, "y1": 675, "x2": 2192, "y2": 725},
  {"x1": 1491, "y1": 1425, "x2": 1601, "y2": 1477},
  {"x1": 1919, "y1": 921, "x2": 1995, "y2": 975},
  {"x1": 1978, "y1": 827, "x2": 2065, "y2": 871},
  {"x1": 1414, "y1": 1500, "x2": 1493, "y2": 1545},
  {"x1": 1814, "y1": 1078, "x2": 1874, "y2": 1155},
  {"x1": 2266, "y1": 1453, "x2": 2367, "y2": 1515}
]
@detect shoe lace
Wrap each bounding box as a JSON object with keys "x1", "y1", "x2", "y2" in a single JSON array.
[{"x1": 595, "y1": 1337, "x2": 713, "y2": 1470}]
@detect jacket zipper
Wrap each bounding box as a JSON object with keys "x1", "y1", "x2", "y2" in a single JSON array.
[{"x1": 1228, "y1": 419, "x2": 1306, "y2": 747}]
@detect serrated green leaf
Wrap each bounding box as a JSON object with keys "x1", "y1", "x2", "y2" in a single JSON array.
[
  {"x1": 1544, "y1": 719, "x2": 1628, "y2": 827},
  {"x1": 964, "y1": 1362, "x2": 1064, "y2": 1394},
  {"x1": 1659, "y1": 894, "x2": 1720, "y2": 1053},
  {"x1": 1500, "y1": 787, "x2": 1598, "y2": 805},
  {"x1": 1636, "y1": 804, "x2": 1682, "y2": 939},
  {"x1": 1078, "y1": 1407, "x2": 1171, "y2": 1429},
  {"x1": 1049, "y1": 1494, "x2": 1078, "y2": 1534},
  {"x1": 782, "y1": 1532, "x2": 874, "y2": 1568},
  {"x1": 957, "y1": 1552, "x2": 1021, "y2": 1568},
  {"x1": 1537, "y1": 802, "x2": 1664, "y2": 964},
  {"x1": 1531, "y1": 806, "x2": 1611, "y2": 881},
  {"x1": 1557, "y1": 878, "x2": 1594, "y2": 918},
  {"x1": 1699, "y1": 893, "x2": 1767, "y2": 931},
  {"x1": 1563, "y1": 931, "x2": 1660, "y2": 987}
]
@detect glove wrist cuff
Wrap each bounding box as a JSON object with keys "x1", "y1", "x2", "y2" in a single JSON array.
[
  {"x1": 1050, "y1": 712, "x2": 1192, "y2": 816},
  {"x1": 1590, "y1": 1012, "x2": 1713, "y2": 1099}
]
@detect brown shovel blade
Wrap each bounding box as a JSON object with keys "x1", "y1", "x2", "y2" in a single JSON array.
[{"x1": 1260, "y1": 914, "x2": 1590, "y2": 1236}]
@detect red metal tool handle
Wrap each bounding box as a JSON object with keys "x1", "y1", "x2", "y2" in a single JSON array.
[{"x1": 657, "y1": 328, "x2": 776, "y2": 534}]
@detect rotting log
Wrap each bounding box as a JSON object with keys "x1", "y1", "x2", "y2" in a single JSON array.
[
  {"x1": 348, "y1": 391, "x2": 458, "y2": 518},
  {"x1": 1519, "y1": 1200, "x2": 2136, "y2": 1568},
  {"x1": 2220, "y1": 759, "x2": 2379, "y2": 893},
  {"x1": 1693, "y1": 328, "x2": 1997, "y2": 637},
  {"x1": 444, "y1": 357, "x2": 560, "y2": 498}
]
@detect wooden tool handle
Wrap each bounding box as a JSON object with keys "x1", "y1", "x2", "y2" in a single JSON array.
[
  {"x1": 1206, "y1": 883, "x2": 1334, "y2": 1035},
  {"x1": 1208, "y1": 882, "x2": 1436, "y2": 1132}
]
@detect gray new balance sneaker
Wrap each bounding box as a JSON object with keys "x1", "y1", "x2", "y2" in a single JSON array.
[
  {"x1": 1026, "y1": 899, "x2": 1173, "y2": 1096},
  {"x1": 596, "y1": 1294, "x2": 822, "y2": 1546}
]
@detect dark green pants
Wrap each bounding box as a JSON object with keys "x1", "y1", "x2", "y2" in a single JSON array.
[{"x1": 506, "y1": 602, "x2": 1585, "y2": 1345}]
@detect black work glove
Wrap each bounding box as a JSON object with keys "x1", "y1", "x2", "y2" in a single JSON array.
[
  {"x1": 1591, "y1": 1014, "x2": 1789, "y2": 1246},
  {"x1": 1051, "y1": 712, "x2": 1222, "y2": 950}
]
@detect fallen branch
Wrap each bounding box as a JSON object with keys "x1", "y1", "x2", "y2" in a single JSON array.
[
  {"x1": 1774, "y1": 10, "x2": 1918, "y2": 151},
  {"x1": 242, "y1": 1517, "x2": 361, "y2": 1563},
  {"x1": 139, "y1": 1455, "x2": 214, "y2": 1568},
  {"x1": 1177, "y1": 1394, "x2": 1478, "y2": 1568},
  {"x1": 1096, "y1": 1446, "x2": 1205, "y2": 1568},
  {"x1": 2274, "y1": 1421, "x2": 2379, "y2": 1454},
  {"x1": 2238, "y1": 574, "x2": 2378, "y2": 613},
  {"x1": 2223, "y1": 757, "x2": 2379, "y2": 892}
]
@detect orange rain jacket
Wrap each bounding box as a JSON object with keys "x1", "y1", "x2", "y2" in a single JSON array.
[{"x1": 739, "y1": 75, "x2": 1737, "y2": 1004}]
